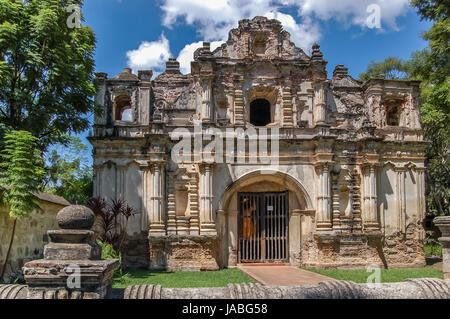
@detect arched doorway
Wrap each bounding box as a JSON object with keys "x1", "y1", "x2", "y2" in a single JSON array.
[
  {"x1": 219, "y1": 170, "x2": 314, "y2": 266},
  {"x1": 238, "y1": 191, "x2": 289, "y2": 263}
]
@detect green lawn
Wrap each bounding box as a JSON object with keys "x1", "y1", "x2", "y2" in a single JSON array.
[
  {"x1": 112, "y1": 268, "x2": 254, "y2": 288},
  {"x1": 303, "y1": 266, "x2": 444, "y2": 283}
]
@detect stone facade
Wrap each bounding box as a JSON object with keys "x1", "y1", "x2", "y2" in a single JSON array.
[
  {"x1": 0, "y1": 190, "x2": 70, "y2": 282},
  {"x1": 89, "y1": 17, "x2": 427, "y2": 270}
]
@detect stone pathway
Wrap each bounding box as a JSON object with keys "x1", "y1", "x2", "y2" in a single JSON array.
[{"x1": 238, "y1": 265, "x2": 335, "y2": 286}]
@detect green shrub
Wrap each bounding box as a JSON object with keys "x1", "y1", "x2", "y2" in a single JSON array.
[{"x1": 424, "y1": 244, "x2": 443, "y2": 257}]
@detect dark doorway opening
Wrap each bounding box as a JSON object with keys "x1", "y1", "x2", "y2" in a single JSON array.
[
  {"x1": 238, "y1": 191, "x2": 289, "y2": 263},
  {"x1": 250, "y1": 99, "x2": 271, "y2": 126}
]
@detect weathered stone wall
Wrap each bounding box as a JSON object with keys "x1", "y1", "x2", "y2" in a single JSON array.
[{"x1": 0, "y1": 202, "x2": 64, "y2": 282}]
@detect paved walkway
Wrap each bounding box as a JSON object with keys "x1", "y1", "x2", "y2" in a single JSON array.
[{"x1": 238, "y1": 265, "x2": 335, "y2": 286}]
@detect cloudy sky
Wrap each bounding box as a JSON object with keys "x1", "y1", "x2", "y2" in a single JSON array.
[{"x1": 84, "y1": 0, "x2": 431, "y2": 78}]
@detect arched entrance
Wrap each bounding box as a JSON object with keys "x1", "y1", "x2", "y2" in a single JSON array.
[{"x1": 218, "y1": 170, "x2": 313, "y2": 266}]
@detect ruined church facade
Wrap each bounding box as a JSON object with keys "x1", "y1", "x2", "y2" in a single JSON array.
[{"x1": 90, "y1": 17, "x2": 427, "y2": 270}]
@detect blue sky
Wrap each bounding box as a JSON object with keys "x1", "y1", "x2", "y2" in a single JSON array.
[{"x1": 74, "y1": 0, "x2": 432, "y2": 165}]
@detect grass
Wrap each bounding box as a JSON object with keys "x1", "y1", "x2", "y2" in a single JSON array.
[
  {"x1": 302, "y1": 266, "x2": 444, "y2": 283},
  {"x1": 112, "y1": 268, "x2": 254, "y2": 289}
]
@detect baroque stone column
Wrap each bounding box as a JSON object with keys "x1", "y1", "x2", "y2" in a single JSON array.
[
  {"x1": 395, "y1": 167, "x2": 407, "y2": 234},
  {"x1": 363, "y1": 164, "x2": 379, "y2": 230},
  {"x1": 199, "y1": 163, "x2": 216, "y2": 235},
  {"x1": 201, "y1": 76, "x2": 214, "y2": 122},
  {"x1": 233, "y1": 85, "x2": 245, "y2": 126},
  {"x1": 315, "y1": 163, "x2": 332, "y2": 229},
  {"x1": 314, "y1": 82, "x2": 327, "y2": 125},
  {"x1": 148, "y1": 162, "x2": 166, "y2": 236}
]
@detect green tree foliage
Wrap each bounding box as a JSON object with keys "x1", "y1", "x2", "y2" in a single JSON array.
[
  {"x1": 0, "y1": 0, "x2": 97, "y2": 151},
  {"x1": 359, "y1": 57, "x2": 409, "y2": 82},
  {"x1": 410, "y1": 0, "x2": 450, "y2": 216},
  {"x1": 0, "y1": 130, "x2": 44, "y2": 218},
  {"x1": 44, "y1": 136, "x2": 93, "y2": 204}
]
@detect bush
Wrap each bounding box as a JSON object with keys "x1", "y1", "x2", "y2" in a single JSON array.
[{"x1": 424, "y1": 244, "x2": 443, "y2": 257}]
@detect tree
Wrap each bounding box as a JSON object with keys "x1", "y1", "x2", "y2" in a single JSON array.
[
  {"x1": 359, "y1": 57, "x2": 409, "y2": 82},
  {"x1": 410, "y1": 0, "x2": 450, "y2": 216},
  {"x1": 0, "y1": 130, "x2": 45, "y2": 279},
  {"x1": 44, "y1": 136, "x2": 93, "y2": 205},
  {"x1": 0, "y1": 0, "x2": 98, "y2": 151}
]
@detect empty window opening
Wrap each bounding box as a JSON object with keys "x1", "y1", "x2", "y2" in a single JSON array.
[
  {"x1": 386, "y1": 101, "x2": 402, "y2": 126},
  {"x1": 254, "y1": 35, "x2": 266, "y2": 56},
  {"x1": 250, "y1": 99, "x2": 271, "y2": 126},
  {"x1": 115, "y1": 95, "x2": 133, "y2": 122}
]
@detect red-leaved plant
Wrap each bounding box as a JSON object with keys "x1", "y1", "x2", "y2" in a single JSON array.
[{"x1": 87, "y1": 197, "x2": 135, "y2": 253}]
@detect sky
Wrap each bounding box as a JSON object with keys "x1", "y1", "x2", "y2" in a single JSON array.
[{"x1": 75, "y1": 0, "x2": 432, "y2": 165}]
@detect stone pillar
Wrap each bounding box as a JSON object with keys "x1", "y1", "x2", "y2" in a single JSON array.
[
  {"x1": 188, "y1": 166, "x2": 200, "y2": 235},
  {"x1": 167, "y1": 177, "x2": 177, "y2": 235},
  {"x1": 23, "y1": 206, "x2": 119, "y2": 299},
  {"x1": 416, "y1": 167, "x2": 426, "y2": 221},
  {"x1": 395, "y1": 167, "x2": 407, "y2": 233},
  {"x1": 363, "y1": 164, "x2": 379, "y2": 230},
  {"x1": 315, "y1": 163, "x2": 332, "y2": 229},
  {"x1": 434, "y1": 216, "x2": 450, "y2": 280},
  {"x1": 233, "y1": 85, "x2": 245, "y2": 126},
  {"x1": 199, "y1": 163, "x2": 216, "y2": 235},
  {"x1": 332, "y1": 179, "x2": 341, "y2": 229},
  {"x1": 314, "y1": 82, "x2": 327, "y2": 125},
  {"x1": 282, "y1": 87, "x2": 294, "y2": 127},
  {"x1": 149, "y1": 162, "x2": 166, "y2": 236},
  {"x1": 201, "y1": 76, "x2": 214, "y2": 122}
]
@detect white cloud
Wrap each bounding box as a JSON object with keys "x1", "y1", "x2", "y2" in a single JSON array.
[
  {"x1": 126, "y1": 33, "x2": 172, "y2": 74},
  {"x1": 297, "y1": 0, "x2": 411, "y2": 30},
  {"x1": 159, "y1": 0, "x2": 412, "y2": 45},
  {"x1": 177, "y1": 41, "x2": 224, "y2": 74}
]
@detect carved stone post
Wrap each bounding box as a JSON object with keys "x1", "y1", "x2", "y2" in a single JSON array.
[
  {"x1": 149, "y1": 162, "x2": 166, "y2": 236},
  {"x1": 315, "y1": 163, "x2": 332, "y2": 230},
  {"x1": 167, "y1": 176, "x2": 177, "y2": 235},
  {"x1": 199, "y1": 163, "x2": 216, "y2": 235},
  {"x1": 434, "y1": 216, "x2": 450, "y2": 280},
  {"x1": 363, "y1": 164, "x2": 379, "y2": 230}
]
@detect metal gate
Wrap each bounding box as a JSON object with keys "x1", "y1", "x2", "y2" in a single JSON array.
[{"x1": 238, "y1": 192, "x2": 289, "y2": 263}]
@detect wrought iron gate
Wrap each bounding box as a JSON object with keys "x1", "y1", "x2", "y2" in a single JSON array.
[{"x1": 238, "y1": 192, "x2": 289, "y2": 263}]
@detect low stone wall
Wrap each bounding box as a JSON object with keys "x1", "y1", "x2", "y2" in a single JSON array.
[
  {"x1": 122, "y1": 279, "x2": 450, "y2": 299},
  {"x1": 149, "y1": 235, "x2": 219, "y2": 271}
]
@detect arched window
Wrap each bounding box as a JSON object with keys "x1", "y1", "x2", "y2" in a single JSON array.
[
  {"x1": 250, "y1": 99, "x2": 271, "y2": 126},
  {"x1": 115, "y1": 94, "x2": 133, "y2": 122}
]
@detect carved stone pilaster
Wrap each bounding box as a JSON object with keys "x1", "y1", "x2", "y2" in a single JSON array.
[
  {"x1": 314, "y1": 82, "x2": 327, "y2": 125},
  {"x1": 199, "y1": 163, "x2": 216, "y2": 235},
  {"x1": 315, "y1": 162, "x2": 332, "y2": 230},
  {"x1": 233, "y1": 86, "x2": 245, "y2": 125},
  {"x1": 362, "y1": 164, "x2": 379, "y2": 230},
  {"x1": 167, "y1": 176, "x2": 177, "y2": 235},
  {"x1": 201, "y1": 76, "x2": 214, "y2": 122},
  {"x1": 282, "y1": 87, "x2": 294, "y2": 127},
  {"x1": 395, "y1": 167, "x2": 407, "y2": 234},
  {"x1": 149, "y1": 162, "x2": 166, "y2": 236},
  {"x1": 187, "y1": 166, "x2": 200, "y2": 235}
]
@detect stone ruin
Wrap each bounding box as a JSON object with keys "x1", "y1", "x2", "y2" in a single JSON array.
[{"x1": 90, "y1": 16, "x2": 427, "y2": 271}]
